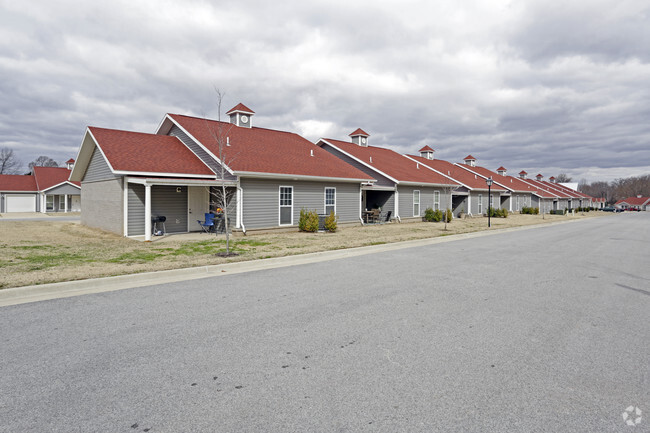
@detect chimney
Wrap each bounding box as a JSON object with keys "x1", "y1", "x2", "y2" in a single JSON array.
[
  {"x1": 463, "y1": 155, "x2": 477, "y2": 167},
  {"x1": 226, "y1": 103, "x2": 255, "y2": 128},
  {"x1": 519, "y1": 170, "x2": 527, "y2": 179},
  {"x1": 496, "y1": 166, "x2": 507, "y2": 176},
  {"x1": 349, "y1": 128, "x2": 370, "y2": 146},
  {"x1": 419, "y1": 146, "x2": 434, "y2": 160}
]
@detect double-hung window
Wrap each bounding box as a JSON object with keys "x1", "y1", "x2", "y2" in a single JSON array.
[
  {"x1": 413, "y1": 190, "x2": 420, "y2": 216},
  {"x1": 489, "y1": 194, "x2": 494, "y2": 209},
  {"x1": 433, "y1": 191, "x2": 440, "y2": 211},
  {"x1": 478, "y1": 194, "x2": 483, "y2": 214},
  {"x1": 279, "y1": 186, "x2": 293, "y2": 225},
  {"x1": 325, "y1": 187, "x2": 336, "y2": 215}
]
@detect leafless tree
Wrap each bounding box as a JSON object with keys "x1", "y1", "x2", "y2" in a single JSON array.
[
  {"x1": 206, "y1": 89, "x2": 238, "y2": 255},
  {"x1": 555, "y1": 173, "x2": 572, "y2": 182},
  {"x1": 0, "y1": 148, "x2": 22, "y2": 174},
  {"x1": 441, "y1": 184, "x2": 458, "y2": 230},
  {"x1": 28, "y1": 155, "x2": 59, "y2": 170}
]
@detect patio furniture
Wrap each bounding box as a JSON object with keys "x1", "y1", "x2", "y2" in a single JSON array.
[
  {"x1": 197, "y1": 212, "x2": 215, "y2": 233},
  {"x1": 380, "y1": 210, "x2": 392, "y2": 223},
  {"x1": 369, "y1": 208, "x2": 380, "y2": 223},
  {"x1": 152, "y1": 216, "x2": 166, "y2": 236}
]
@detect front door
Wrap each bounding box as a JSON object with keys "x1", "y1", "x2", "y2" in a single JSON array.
[
  {"x1": 188, "y1": 186, "x2": 210, "y2": 231},
  {"x1": 71, "y1": 196, "x2": 81, "y2": 212}
]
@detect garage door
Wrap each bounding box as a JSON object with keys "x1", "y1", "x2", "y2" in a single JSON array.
[{"x1": 6, "y1": 195, "x2": 36, "y2": 212}]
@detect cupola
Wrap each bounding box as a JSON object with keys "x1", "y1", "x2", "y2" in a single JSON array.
[
  {"x1": 226, "y1": 103, "x2": 255, "y2": 128},
  {"x1": 549, "y1": 176, "x2": 556, "y2": 183},
  {"x1": 519, "y1": 170, "x2": 527, "y2": 179},
  {"x1": 536, "y1": 174, "x2": 544, "y2": 181},
  {"x1": 419, "y1": 145, "x2": 435, "y2": 160},
  {"x1": 66, "y1": 158, "x2": 75, "y2": 170},
  {"x1": 349, "y1": 128, "x2": 370, "y2": 146},
  {"x1": 496, "y1": 166, "x2": 507, "y2": 176},
  {"x1": 463, "y1": 155, "x2": 477, "y2": 167}
]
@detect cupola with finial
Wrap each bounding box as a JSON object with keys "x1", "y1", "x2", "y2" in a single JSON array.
[
  {"x1": 226, "y1": 103, "x2": 255, "y2": 128},
  {"x1": 349, "y1": 128, "x2": 370, "y2": 147},
  {"x1": 463, "y1": 155, "x2": 477, "y2": 167},
  {"x1": 419, "y1": 146, "x2": 435, "y2": 160}
]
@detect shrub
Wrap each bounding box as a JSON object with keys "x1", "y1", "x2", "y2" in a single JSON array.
[
  {"x1": 299, "y1": 208, "x2": 319, "y2": 232},
  {"x1": 445, "y1": 209, "x2": 453, "y2": 223},
  {"x1": 433, "y1": 209, "x2": 443, "y2": 222},
  {"x1": 424, "y1": 207, "x2": 435, "y2": 222},
  {"x1": 324, "y1": 211, "x2": 338, "y2": 232},
  {"x1": 488, "y1": 208, "x2": 508, "y2": 218}
]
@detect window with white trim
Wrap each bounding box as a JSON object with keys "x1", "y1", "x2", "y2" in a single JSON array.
[
  {"x1": 433, "y1": 191, "x2": 440, "y2": 211},
  {"x1": 325, "y1": 187, "x2": 335, "y2": 215},
  {"x1": 413, "y1": 190, "x2": 420, "y2": 216},
  {"x1": 489, "y1": 194, "x2": 494, "y2": 209},
  {"x1": 279, "y1": 186, "x2": 293, "y2": 225},
  {"x1": 478, "y1": 194, "x2": 483, "y2": 214},
  {"x1": 46, "y1": 195, "x2": 54, "y2": 211},
  {"x1": 515, "y1": 195, "x2": 520, "y2": 210}
]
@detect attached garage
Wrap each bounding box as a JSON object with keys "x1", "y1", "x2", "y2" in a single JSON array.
[{"x1": 6, "y1": 194, "x2": 37, "y2": 212}]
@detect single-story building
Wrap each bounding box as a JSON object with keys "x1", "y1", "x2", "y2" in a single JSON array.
[{"x1": 615, "y1": 196, "x2": 650, "y2": 211}]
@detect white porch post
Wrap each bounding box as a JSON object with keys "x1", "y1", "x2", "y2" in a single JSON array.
[
  {"x1": 145, "y1": 184, "x2": 152, "y2": 241},
  {"x1": 40, "y1": 193, "x2": 46, "y2": 213},
  {"x1": 394, "y1": 189, "x2": 399, "y2": 220},
  {"x1": 467, "y1": 194, "x2": 472, "y2": 215},
  {"x1": 235, "y1": 186, "x2": 242, "y2": 229},
  {"x1": 64, "y1": 194, "x2": 68, "y2": 212},
  {"x1": 509, "y1": 195, "x2": 513, "y2": 212}
]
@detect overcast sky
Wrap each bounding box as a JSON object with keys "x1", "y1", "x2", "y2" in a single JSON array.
[{"x1": 1, "y1": 0, "x2": 649, "y2": 182}]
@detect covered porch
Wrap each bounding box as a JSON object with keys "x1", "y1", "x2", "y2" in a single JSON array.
[
  {"x1": 125, "y1": 177, "x2": 238, "y2": 241},
  {"x1": 361, "y1": 185, "x2": 395, "y2": 223}
]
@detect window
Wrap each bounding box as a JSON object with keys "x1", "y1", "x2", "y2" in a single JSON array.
[
  {"x1": 413, "y1": 190, "x2": 420, "y2": 216},
  {"x1": 46, "y1": 195, "x2": 54, "y2": 211},
  {"x1": 515, "y1": 195, "x2": 520, "y2": 210},
  {"x1": 478, "y1": 194, "x2": 483, "y2": 214},
  {"x1": 489, "y1": 194, "x2": 494, "y2": 209},
  {"x1": 433, "y1": 191, "x2": 440, "y2": 211},
  {"x1": 279, "y1": 186, "x2": 293, "y2": 225},
  {"x1": 325, "y1": 187, "x2": 336, "y2": 215}
]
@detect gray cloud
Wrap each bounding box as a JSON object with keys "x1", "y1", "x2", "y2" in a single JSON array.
[{"x1": 0, "y1": 0, "x2": 648, "y2": 181}]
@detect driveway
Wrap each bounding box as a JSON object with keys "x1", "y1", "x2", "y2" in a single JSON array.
[
  {"x1": 0, "y1": 212, "x2": 80, "y2": 222},
  {"x1": 0, "y1": 213, "x2": 648, "y2": 432}
]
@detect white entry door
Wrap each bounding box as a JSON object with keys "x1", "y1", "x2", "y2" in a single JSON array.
[
  {"x1": 188, "y1": 186, "x2": 210, "y2": 231},
  {"x1": 71, "y1": 196, "x2": 81, "y2": 212}
]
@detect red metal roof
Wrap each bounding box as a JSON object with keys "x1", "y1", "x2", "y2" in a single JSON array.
[
  {"x1": 321, "y1": 139, "x2": 457, "y2": 185},
  {"x1": 496, "y1": 166, "x2": 507, "y2": 171},
  {"x1": 349, "y1": 128, "x2": 369, "y2": 137},
  {"x1": 519, "y1": 170, "x2": 527, "y2": 175},
  {"x1": 406, "y1": 155, "x2": 501, "y2": 190},
  {"x1": 226, "y1": 103, "x2": 255, "y2": 115},
  {"x1": 419, "y1": 145, "x2": 434, "y2": 152},
  {"x1": 0, "y1": 174, "x2": 38, "y2": 192},
  {"x1": 66, "y1": 158, "x2": 75, "y2": 164},
  {"x1": 33, "y1": 166, "x2": 80, "y2": 190},
  {"x1": 169, "y1": 115, "x2": 373, "y2": 181},
  {"x1": 464, "y1": 155, "x2": 476, "y2": 161},
  {"x1": 88, "y1": 127, "x2": 215, "y2": 176}
]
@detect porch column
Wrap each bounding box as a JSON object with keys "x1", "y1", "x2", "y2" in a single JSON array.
[
  {"x1": 64, "y1": 194, "x2": 68, "y2": 212},
  {"x1": 145, "y1": 184, "x2": 152, "y2": 241},
  {"x1": 394, "y1": 189, "x2": 399, "y2": 220},
  {"x1": 467, "y1": 194, "x2": 471, "y2": 215},
  {"x1": 235, "y1": 187, "x2": 242, "y2": 229},
  {"x1": 509, "y1": 195, "x2": 512, "y2": 212}
]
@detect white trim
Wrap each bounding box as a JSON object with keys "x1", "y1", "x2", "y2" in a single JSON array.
[
  {"x1": 478, "y1": 193, "x2": 483, "y2": 214},
  {"x1": 41, "y1": 180, "x2": 81, "y2": 193},
  {"x1": 413, "y1": 190, "x2": 420, "y2": 217},
  {"x1": 162, "y1": 114, "x2": 236, "y2": 176},
  {"x1": 235, "y1": 170, "x2": 373, "y2": 184},
  {"x1": 395, "y1": 189, "x2": 400, "y2": 220},
  {"x1": 317, "y1": 139, "x2": 399, "y2": 184},
  {"x1": 454, "y1": 163, "x2": 512, "y2": 191},
  {"x1": 324, "y1": 187, "x2": 336, "y2": 215},
  {"x1": 126, "y1": 178, "x2": 235, "y2": 187},
  {"x1": 123, "y1": 177, "x2": 129, "y2": 237},
  {"x1": 144, "y1": 184, "x2": 152, "y2": 241},
  {"x1": 433, "y1": 190, "x2": 440, "y2": 211},
  {"x1": 112, "y1": 170, "x2": 216, "y2": 179},
  {"x1": 402, "y1": 155, "x2": 470, "y2": 190},
  {"x1": 279, "y1": 185, "x2": 293, "y2": 226}
]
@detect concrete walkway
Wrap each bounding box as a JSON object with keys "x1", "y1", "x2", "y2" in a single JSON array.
[
  {"x1": 0, "y1": 212, "x2": 80, "y2": 221},
  {"x1": 0, "y1": 219, "x2": 583, "y2": 307}
]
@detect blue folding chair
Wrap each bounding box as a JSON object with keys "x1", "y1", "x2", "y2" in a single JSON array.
[{"x1": 197, "y1": 212, "x2": 215, "y2": 233}]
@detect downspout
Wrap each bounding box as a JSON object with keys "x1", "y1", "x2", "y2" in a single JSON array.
[
  {"x1": 238, "y1": 186, "x2": 246, "y2": 234},
  {"x1": 359, "y1": 184, "x2": 365, "y2": 225},
  {"x1": 395, "y1": 188, "x2": 401, "y2": 222}
]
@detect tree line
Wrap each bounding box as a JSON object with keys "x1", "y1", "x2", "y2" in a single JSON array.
[
  {"x1": 579, "y1": 175, "x2": 650, "y2": 205},
  {"x1": 0, "y1": 148, "x2": 60, "y2": 174}
]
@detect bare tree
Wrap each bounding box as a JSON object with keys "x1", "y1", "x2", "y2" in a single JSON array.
[
  {"x1": 441, "y1": 184, "x2": 458, "y2": 230},
  {"x1": 555, "y1": 173, "x2": 572, "y2": 182},
  {"x1": 206, "y1": 89, "x2": 237, "y2": 255},
  {"x1": 28, "y1": 156, "x2": 59, "y2": 170},
  {"x1": 0, "y1": 148, "x2": 22, "y2": 174}
]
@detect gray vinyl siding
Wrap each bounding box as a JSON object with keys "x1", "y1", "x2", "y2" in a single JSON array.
[
  {"x1": 240, "y1": 178, "x2": 361, "y2": 229},
  {"x1": 320, "y1": 143, "x2": 388, "y2": 186},
  {"x1": 83, "y1": 147, "x2": 117, "y2": 182},
  {"x1": 45, "y1": 184, "x2": 81, "y2": 195},
  {"x1": 151, "y1": 186, "x2": 188, "y2": 233},
  {"x1": 398, "y1": 186, "x2": 449, "y2": 218},
  {"x1": 81, "y1": 178, "x2": 124, "y2": 235},
  {"x1": 168, "y1": 125, "x2": 235, "y2": 181},
  {"x1": 127, "y1": 184, "x2": 145, "y2": 236}
]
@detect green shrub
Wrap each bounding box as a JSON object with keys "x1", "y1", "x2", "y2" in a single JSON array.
[
  {"x1": 488, "y1": 208, "x2": 508, "y2": 218},
  {"x1": 299, "y1": 208, "x2": 319, "y2": 232},
  {"x1": 424, "y1": 207, "x2": 435, "y2": 222},
  {"x1": 324, "y1": 211, "x2": 338, "y2": 232},
  {"x1": 433, "y1": 209, "x2": 443, "y2": 222},
  {"x1": 445, "y1": 209, "x2": 453, "y2": 223}
]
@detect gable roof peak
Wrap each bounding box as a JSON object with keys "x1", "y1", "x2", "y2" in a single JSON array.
[
  {"x1": 226, "y1": 103, "x2": 255, "y2": 115},
  {"x1": 227, "y1": 103, "x2": 255, "y2": 128}
]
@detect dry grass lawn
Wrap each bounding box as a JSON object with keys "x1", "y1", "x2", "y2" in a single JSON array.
[{"x1": 0, "y1": 212, "x2": 609, "y2": 289}]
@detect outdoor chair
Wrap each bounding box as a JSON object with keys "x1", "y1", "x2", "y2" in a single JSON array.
[
  {"x1": 198, "y1": 212, "x2": 215, "y2": 233},
  {"x1": 370, "y1": 208, "x2": 380, "y2": 223},
  {"x1": 381, "y1": 210, "x2": 392, "y2": 223},
  {"x1": 152, "y1": 216, "x2": 166, "y2": 236}
]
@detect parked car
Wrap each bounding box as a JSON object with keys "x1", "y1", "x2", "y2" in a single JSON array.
[{"x1": 602, "y1": 206, "x2": 617, "y2": 212}]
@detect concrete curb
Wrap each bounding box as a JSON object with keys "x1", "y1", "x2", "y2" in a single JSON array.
[{"x1": 0, "y1": 218, "x2": 584, "y2": 307}]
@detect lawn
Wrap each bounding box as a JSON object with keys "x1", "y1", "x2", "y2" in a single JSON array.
[{"x1": 0, "y1": 212, "x2": 608, "y2": 289}]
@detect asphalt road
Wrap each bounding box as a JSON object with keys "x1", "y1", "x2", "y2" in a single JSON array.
[{"x1": 1, "y1": 213, "x2": 648, "y2": 433}]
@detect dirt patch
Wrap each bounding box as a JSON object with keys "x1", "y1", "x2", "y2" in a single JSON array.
[{"x1": 0, "y1": 212, "x2": 610, "y2": 289}]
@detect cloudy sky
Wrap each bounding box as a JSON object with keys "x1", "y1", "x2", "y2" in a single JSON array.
[{"x1": 1, "y1": 0, "x2": 649, "y2": 182}]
